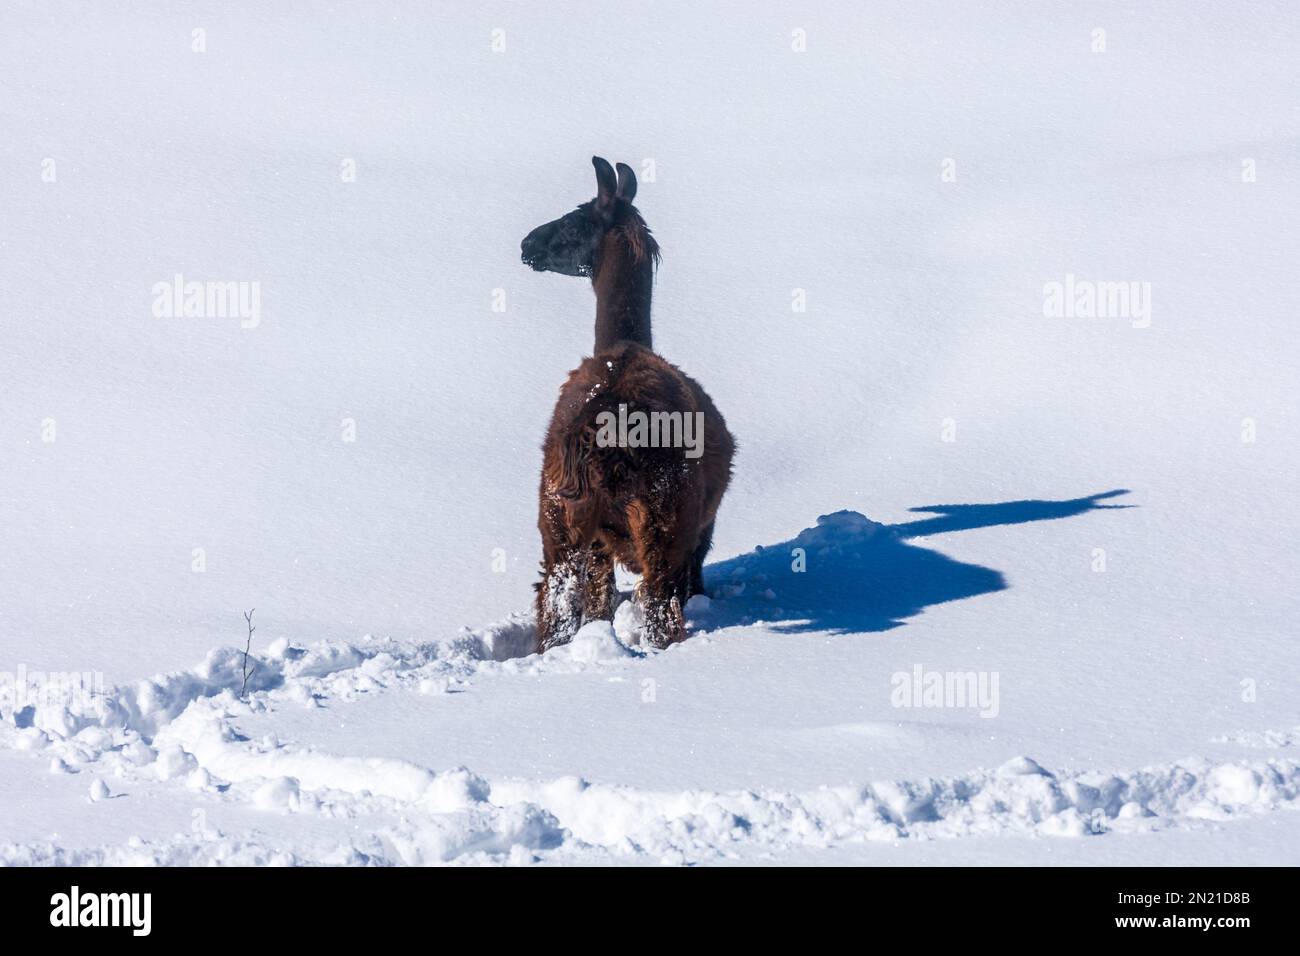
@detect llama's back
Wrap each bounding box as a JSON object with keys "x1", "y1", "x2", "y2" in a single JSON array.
[{"x1": 541, "y1": 342, "x2": 733, "y2": 516}]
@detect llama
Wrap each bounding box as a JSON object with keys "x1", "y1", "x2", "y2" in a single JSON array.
[{"x1": 521, "y1": 156, "x2": 735, "y2": 652}]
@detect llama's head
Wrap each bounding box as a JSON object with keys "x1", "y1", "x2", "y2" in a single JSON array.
[{"x1": 520, "y1": 156, "x2": 656, "y2": 278}]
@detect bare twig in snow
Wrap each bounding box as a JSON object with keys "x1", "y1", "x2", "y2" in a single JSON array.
[{"x1": 241, "y1": 608, "x2": 258, "y2": 699}]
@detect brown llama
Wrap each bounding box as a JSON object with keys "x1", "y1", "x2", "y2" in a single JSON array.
[{"x1": 521, "y1": 156, "x2": 734, "y2": 652}]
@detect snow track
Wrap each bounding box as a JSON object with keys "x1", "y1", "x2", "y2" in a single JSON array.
[{"x1": 3, "y1": 617, "x2": 1298, "y2": 866}]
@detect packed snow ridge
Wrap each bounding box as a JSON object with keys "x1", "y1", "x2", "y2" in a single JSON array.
[{"x1": 2, "y1": 607, "x2": 1298, "y2": 866}]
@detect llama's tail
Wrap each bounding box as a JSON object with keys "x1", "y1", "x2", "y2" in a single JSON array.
[
  {"x1": 551, "y1": 428, "x2": 593, "y2": 500},
  {"x1": 548, "y1": 422, "x2": 638, "y2": 502}
]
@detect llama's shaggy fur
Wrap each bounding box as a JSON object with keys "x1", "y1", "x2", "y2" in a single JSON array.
[{"x1": 522, "y1": 157, "x2": 734, "y2": 650}]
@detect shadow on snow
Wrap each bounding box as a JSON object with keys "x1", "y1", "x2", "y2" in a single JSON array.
[{"x1": 697, "y1": 490, "x2": 1131, "y2": 634}]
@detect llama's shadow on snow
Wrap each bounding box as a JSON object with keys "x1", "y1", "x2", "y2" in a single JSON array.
[{"x1": 694, "y1": 490, "x2": 1130, "y2": 635}]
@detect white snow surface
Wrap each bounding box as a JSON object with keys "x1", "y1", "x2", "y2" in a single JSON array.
[{"x1": 1, "y1": 2, "x2": 1298, "y2": 865}]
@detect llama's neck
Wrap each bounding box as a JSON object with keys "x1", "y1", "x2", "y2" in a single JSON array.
[{"x1": 592, "y1": 232, "x2": 653, "y2": 352}]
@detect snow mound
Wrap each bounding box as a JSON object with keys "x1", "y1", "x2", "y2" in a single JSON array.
[
  {"x1": 3, "y1": 626, "x2": 1299, "y2": 865},
  {"x1": 549, "y1": 622, "x2": 637, "y2": 664}
]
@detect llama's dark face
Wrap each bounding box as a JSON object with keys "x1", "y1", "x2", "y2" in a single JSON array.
[
  {"x1": 521, "y1": 156, "x2": 638, "y2": 278},
  {"x1": 520, "y1": 201, "x2": 606, "y2": 277}
]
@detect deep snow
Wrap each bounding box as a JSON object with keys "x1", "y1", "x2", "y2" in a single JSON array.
[{"x1": 1, "y1": 1, "x2": 1298, "y2": 865}]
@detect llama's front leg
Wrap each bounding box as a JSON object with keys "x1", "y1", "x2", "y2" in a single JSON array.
[
  {"x1": 689, "y1": 520, "x2": 715, "y2": 597},
  {"x1": 582, "y1": 543, "x2": 617, "y2": 622}
]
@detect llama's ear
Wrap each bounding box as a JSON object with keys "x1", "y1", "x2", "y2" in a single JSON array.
[
  {"x1": 592, "y1": 156, "x2": 617, "y2": 206},
  {"x1": 615, "y1": 162, "x2": 637, "y2": 202}
]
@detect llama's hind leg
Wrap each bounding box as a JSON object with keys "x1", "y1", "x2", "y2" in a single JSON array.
[
  {"x1": 535, "y1": 496, "x2": 586, "y2": 653},
  {"x1": 536, "y1": 550, "x2": 586, "y2": 653},
  {"x1": 628, "y1": 501, "x2": 694, "y2": 649},
  {"x1": 640, "y1": 560, "x2": 691, "y2": 649}
]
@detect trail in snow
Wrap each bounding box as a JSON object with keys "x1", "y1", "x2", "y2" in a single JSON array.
[{"x1": 3, "y1": 566, "x2": 1298, "y2": 866}]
